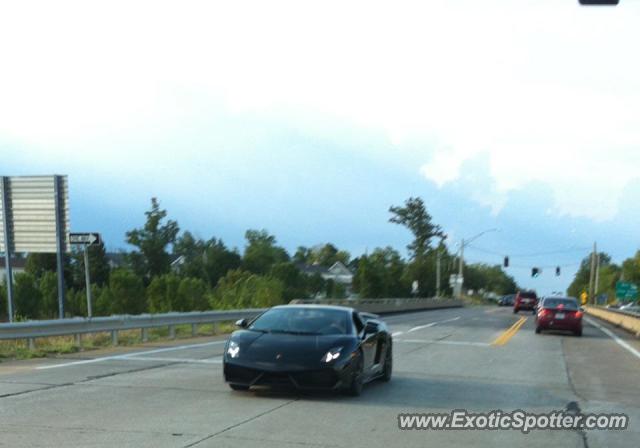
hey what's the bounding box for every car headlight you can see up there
[322,347,343,363]
[227,341,240,359]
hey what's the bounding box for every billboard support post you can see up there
[54,175,66,319]
[0,177,15,322]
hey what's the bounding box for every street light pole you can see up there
[456,228,499,299]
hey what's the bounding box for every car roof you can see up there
[272,304,356,313]
[542,297,577,303]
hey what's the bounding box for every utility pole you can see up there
[436,249,441,298]
[83,245,93,318]
[593,252,600,301]
[456,239,464,299]
[588,241,597,304]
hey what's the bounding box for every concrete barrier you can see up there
[584,305,640,337]
[289,298,464,314]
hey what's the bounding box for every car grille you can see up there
[291,370,339,389]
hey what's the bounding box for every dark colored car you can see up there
[223,305,393,395]
[535,297,583,336]
[498,294,515,306]
[513,291,538,313]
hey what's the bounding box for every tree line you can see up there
[0,197,519,320]
[568,251,640,302]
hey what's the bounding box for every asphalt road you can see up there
[1,306,639,448]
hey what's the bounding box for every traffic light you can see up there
[503,256,509,268]
[556,266,561,276]
[531,267,540,278]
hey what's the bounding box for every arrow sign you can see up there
[69,232,101,246]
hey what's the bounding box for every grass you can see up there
[0,321,236,362]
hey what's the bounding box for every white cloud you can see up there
[1,0,639,221]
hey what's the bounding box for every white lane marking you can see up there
[397,339,490,347]
[122,356,223,364]
[37,340,227,370]
[392,331,404,337]
[584,316,640,361]
[408,316,460,333]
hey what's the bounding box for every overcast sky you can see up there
[1,0,639,295]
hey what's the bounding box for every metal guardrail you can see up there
[0,309,265,347]
[0,298,463,348]
[290,297,464,314]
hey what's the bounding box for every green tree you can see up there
[146,273,181,313]
[354,247,409,298]
[172,233,242,287]
[69,243,111,289]
[242,229,289,275]
[389,197,445,260]
[126,198,180,281]
[567,252,613,298]
[105,269,146,315]
[270,262,306,301]
[25,253,57,278]
[0,282,7,321]
[177,277,209,311]
[39,271,59,318]
[209,269,284,309]
[353,255,385,298]
[621,251,640,285]
[202,239,242,287]
[14,273,42,319]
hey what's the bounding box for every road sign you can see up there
[615,281,638,302]
[69,232,101,246]
[0,176,69,253]
[580,291,588,305]
[1,175,69,321]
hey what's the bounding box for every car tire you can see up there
[346,351,364,396]
[229,384,249,391]
[513,308,518,314]
[535,326,541,334]
[381,343,392,382]
[574,329,582,337]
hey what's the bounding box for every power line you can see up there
[463,258,582,270]
[466,244,591,258]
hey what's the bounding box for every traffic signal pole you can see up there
[588,242,597,304]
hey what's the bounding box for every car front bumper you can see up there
[223,359,355,391]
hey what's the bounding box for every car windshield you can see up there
[543,299,578,310]
[520,292,536,299]
[249,308,350,335]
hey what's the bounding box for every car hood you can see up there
[230,330,356,364]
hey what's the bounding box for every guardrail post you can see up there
[191,323,197,337]
[212,322,219,335]
[111,330,118,346]
[169,325,176,339]
[75,333,83,351]
[28,338,35,351]
[141,328,148,343]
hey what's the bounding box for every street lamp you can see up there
[456,228,499,299]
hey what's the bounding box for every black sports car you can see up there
[223,305,393,395]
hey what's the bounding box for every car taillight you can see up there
[539,309,551,317]
[575,311,583,319]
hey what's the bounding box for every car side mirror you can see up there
[235,318,248,328]
[579,307,585,313]
[364,321,379,335]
